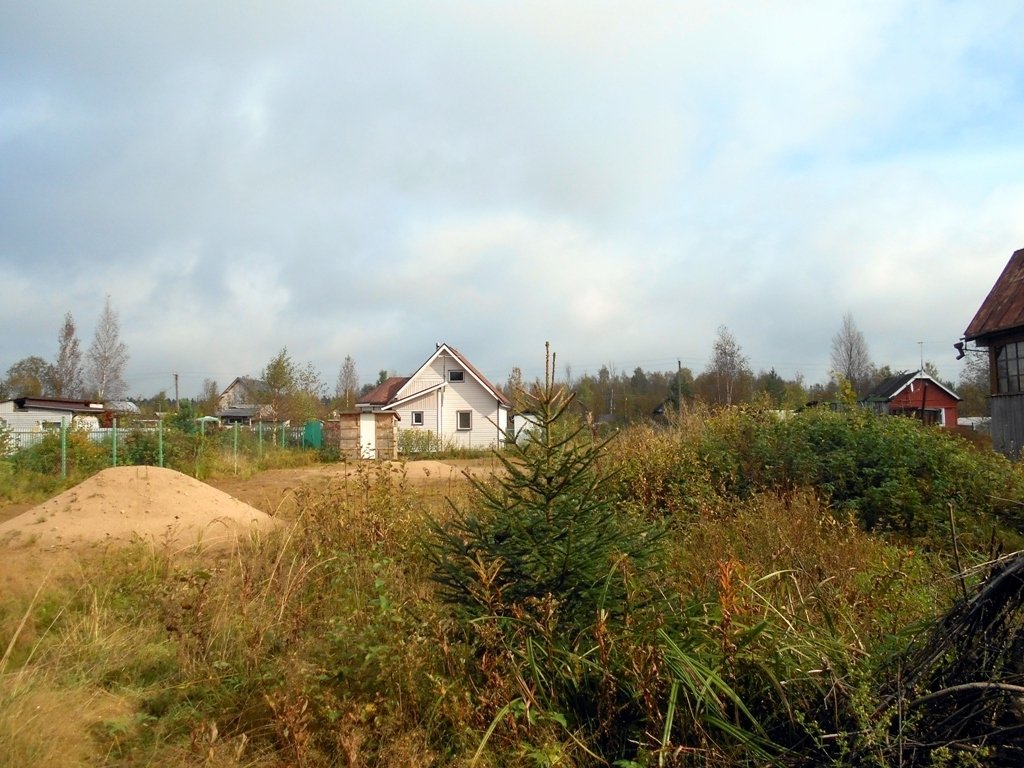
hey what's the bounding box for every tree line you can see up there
[3,309,991,423]
[512,317,988,424]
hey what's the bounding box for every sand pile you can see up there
[0,465,281,551]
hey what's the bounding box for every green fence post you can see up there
[258,422,263,460]
[112,418,118,467]
[60,417,67,479]
[158,417,164,468]
[233,423,239,475]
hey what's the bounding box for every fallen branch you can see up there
[908,682,1024,709]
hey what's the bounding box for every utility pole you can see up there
[174,373,179,409]
[677,360,682,416]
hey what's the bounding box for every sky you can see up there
[3,1,1024,399]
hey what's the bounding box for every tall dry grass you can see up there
[0,403,998,766]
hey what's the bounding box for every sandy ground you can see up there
[206,457,495,515]
[0,465,285,595]
[0,458,495,594]
[0,465,280,551]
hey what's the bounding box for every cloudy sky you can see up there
[3,1,1023,398]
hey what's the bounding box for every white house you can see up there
[0,397,105,450]
[356,343,512,450]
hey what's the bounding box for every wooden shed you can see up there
[861,371,960,428]
[963,247,1024,456]
[331,412,398,460]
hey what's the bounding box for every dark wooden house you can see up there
[861,371,960,428]
[216,377,276,425]
[963,247,1024,456]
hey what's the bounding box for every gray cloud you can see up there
[3,1,1024,396]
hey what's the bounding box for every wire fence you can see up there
[1,420,320,479]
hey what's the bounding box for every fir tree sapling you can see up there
[423,343,663,632]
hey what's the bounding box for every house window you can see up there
[996,341,1024,393]
[448,370,465,383]
[457,411,472,430]
[411,411,424,427]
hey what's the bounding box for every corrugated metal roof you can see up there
[964,248,1024,342]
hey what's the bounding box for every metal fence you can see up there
[1,420,318,478]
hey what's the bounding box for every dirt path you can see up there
[205,457,495,515]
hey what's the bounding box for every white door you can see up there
[359,412,376,459]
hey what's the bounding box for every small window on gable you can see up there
[411,411,424,427]
[448,370,465,383]
[457,410,472,430]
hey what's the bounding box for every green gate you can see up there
[303,419,324,449]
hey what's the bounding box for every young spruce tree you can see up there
[423,343,662,633]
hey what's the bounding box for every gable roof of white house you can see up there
[356,343,511,410]
[394,343,511,409]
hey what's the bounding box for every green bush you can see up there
[617,404,1024,544]
[0,421,12,457]
[11,428,107,477]
[398,428,443,455]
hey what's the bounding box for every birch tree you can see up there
[830,313,872,394]
[85,296,129,400]
[707,325,750,406]
[52,312,83,397]
[335,355,359,410]
[262,347,296,417]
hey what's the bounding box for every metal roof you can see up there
[356,377,410,407]
[11,397,105,413]
[441,343,513,408]
[355,343,512,410]
[964,247,1024,342]
[862,371,961,403]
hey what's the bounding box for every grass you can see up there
[0,404,1015,766]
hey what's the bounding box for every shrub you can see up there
[398,428,443,456]
[617,404,1024,546]
[11,427,107,477]
[0,421,12,457]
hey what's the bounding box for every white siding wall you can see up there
[0,407,99,431]
[402,352,451,393]
[0,408,102,451]
[394,350,508,448]
[393,390,440,434]
[1,411,67,431]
